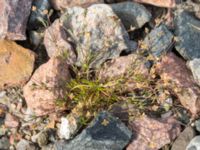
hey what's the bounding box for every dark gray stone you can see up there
[174,11,200,60]
[55,111,132,150]
[186,136,200,150]
[111,2,152,30]
[171,127,196,150]
[144,24,174,57]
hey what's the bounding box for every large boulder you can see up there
[155,53,200,115]
[23,57,71,116]
[0,40,35,90]
[0,0,33,40]
[44,4,135,68]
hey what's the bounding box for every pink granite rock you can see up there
[50,0,104,11]
[127,115,181,150]
[44,19,76,64]
[23,57,71,116]
[0,0,33,40]
[155,52,200,115]
[5,113,19,128]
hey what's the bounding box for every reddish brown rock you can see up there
[155,53,200,115]
[50,0,104,10]
[23,57,71,116]
[0,0,33,40]
[98,54,149,80]
[127,115,181,150]
[5,113,19,128]
[44,19,76,64]
[0,40,35,90]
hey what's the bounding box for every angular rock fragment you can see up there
[4,113,19,128]
[0,40,35,90]
[186,136,200,150]
[23,57,71,116]
[171,127,196,150]
[0,0,33,40]
[127,115,181,150]
[111,2,152,30]
[44,19,76,64]
[174,11,200,60]
[55,112,132,150]
[187,58,200,86]
[155,53,200,115]
[50,0,104,11]
[133,0,176,8]
[98,54,149,81]
[28,0,52,30]
[144,24,174,57]
[45,4,133,68]
[16,139,37,150]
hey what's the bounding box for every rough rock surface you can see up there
[0,136,10,150]
[47,4,133,68]
[23,57,71,116]
[55,112,132,150]
[0,40,35,90]
[171,126,196,150]
[127,115,181,150]
[111,2,151,30]
[16,139,37,150]
[0,0,33,40]
[44,19,76,64]
[144,24,174,57]
[174,11,200,60]
[155,53,200,115]
[187,58,200,86]
[99,54,149,80]
[4,113,19,128]
[50,0,104,10]
[186,136,200,150]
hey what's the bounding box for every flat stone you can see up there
[127,115,181,150]
[187,58,200,86]
[155,52,200,115]
[0,40,35,90]
[144,24,174,57]
[56,4,132,68]
[55,111,132,150]
[0,0,33,40]
[186,136,200,150]
[133,0,177,8]
[171,127,196,150]
[23,57,71,116]
[174,11,200,60]
[111,2,151,30]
